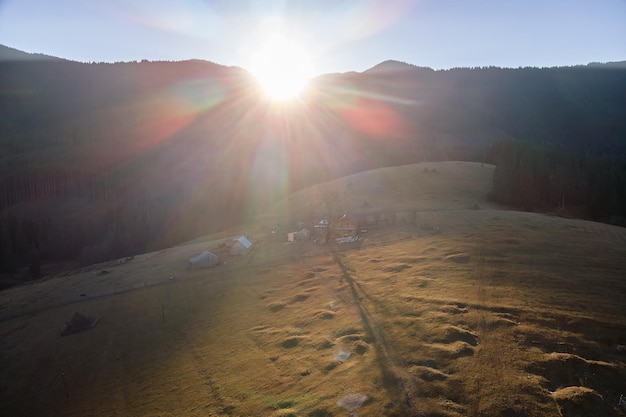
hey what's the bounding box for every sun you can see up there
[250,35,314,100]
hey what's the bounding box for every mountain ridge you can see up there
[363,59,433,73]
[0,44,65,61]
[1,44,625,274]
[4,43,625,72]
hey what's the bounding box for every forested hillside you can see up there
[1,44,625,277]
[488,140,626,224]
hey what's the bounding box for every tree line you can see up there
[0,169,113,209]
[488,139,626,225]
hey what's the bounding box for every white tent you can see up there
[189,251,219,268]
[230,236,252,256]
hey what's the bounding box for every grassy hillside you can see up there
[270,161,499,221]
[1,162,625,417]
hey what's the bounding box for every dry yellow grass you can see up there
[1,161,626,417]
[269,161,500,224]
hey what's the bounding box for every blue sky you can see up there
[1,0,625,74]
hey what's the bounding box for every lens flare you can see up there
[250,35,315,100]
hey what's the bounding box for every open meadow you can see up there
[1,162,626,417]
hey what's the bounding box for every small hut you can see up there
[335,214,358,237]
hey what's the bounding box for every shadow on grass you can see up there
[331,250,409,415]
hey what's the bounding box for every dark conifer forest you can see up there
[487,140,626,223]
[1,44,625,279]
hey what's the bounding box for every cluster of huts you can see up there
[313,214,359,240]
[303,206,395,243]
[187,201,414,269]
[299,206,419,242]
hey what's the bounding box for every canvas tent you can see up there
[189,250,219,268]
[230,236,252,256]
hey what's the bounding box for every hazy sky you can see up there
[1,0,625,74]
